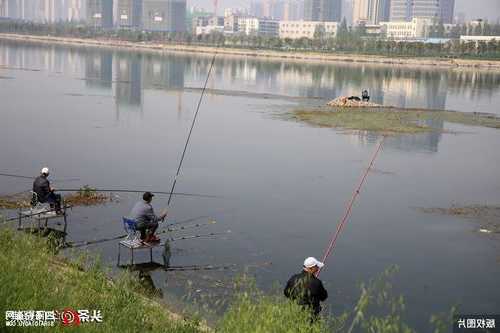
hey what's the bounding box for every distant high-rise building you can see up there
[117,0,142,28]
[65,0,84,21]
[87,0,113,28]
[249,0,263,17]
[304,0,341,21]
[0,0,7,17]
[261,0,284,19]
[353,0,389,24]
[283,0,301,20]
[390,0,454,23]
[141,0,186,32]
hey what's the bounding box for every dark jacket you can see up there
[33,175,51,203]
[284,270,328,315]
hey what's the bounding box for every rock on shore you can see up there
[327,96,383,108]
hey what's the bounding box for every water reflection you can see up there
[351,118,444,153]
[1,39,500,142]
[2,41,500,112]
[85,51,113,89]
[115,53,143,113]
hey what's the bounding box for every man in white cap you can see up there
[33,167,62,214]
[284,257,328,318]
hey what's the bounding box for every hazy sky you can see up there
[189,0,500,22]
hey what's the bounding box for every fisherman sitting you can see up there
[284,257,328,320]
[129,192,167,243]
[33,167,62,214]
[362,89,370,102]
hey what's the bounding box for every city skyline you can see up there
[1,0,498,23]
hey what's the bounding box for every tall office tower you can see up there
[0,0,6,17]
[65,0,84,21]
[249,0,263,17]
[353,0,390,24]
[7,0,19,18]
[389,0,408,21]
[87,0,113,28]
[304,0,341,21]
[390,0,454,23]
[117,0,142,28]
[283,0,300,20]
[261,0,284,19]
[143,0,185,31]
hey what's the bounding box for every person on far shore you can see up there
[129,192,167,243]
[284,257,328,320]
[362,89,370,102]
[33,167,62,214]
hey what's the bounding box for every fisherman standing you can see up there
[284,257,328,319]
[129,192,167,243]
[33,167,62,214]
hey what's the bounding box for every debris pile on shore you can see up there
[327,96,383,108]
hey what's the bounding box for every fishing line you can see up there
[317,136,386,276]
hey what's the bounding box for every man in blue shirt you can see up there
[129,192,167,243]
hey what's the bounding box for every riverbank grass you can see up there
[290,107,500,134]
[0,228,202,333]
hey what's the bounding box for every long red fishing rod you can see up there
[316,135,386,276]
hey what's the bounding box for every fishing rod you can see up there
[0,173,80,182]
[67,229,230,249]
[65,218,217,248]
[166,46,219,208]
[56,188,222,199]
[317,136,386,277]
[166,263,236,272]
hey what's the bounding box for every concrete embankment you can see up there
[1,33,500,71]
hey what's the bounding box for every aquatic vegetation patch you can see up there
[0,186,112,209]
[288,107,500,134]
[65,185,112,206]
[418,204,500,234]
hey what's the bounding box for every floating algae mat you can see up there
[288,106,500,134]
[0,186,112,209]
[418,204,500,234]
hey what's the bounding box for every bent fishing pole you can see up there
[316,135,386,277]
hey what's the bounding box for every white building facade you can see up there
[381,17,433,39]
[279,20,338,39]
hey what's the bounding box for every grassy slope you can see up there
[0,228,455,333]
[0,228,202,333]
[290,107,500,134]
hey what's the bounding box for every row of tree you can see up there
[1,20,499,60]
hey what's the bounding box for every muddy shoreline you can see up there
[2,33,500,71]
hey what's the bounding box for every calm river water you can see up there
[1,40,500,331]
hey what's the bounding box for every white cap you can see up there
[303,257,324,268]
[41,167,49,175]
